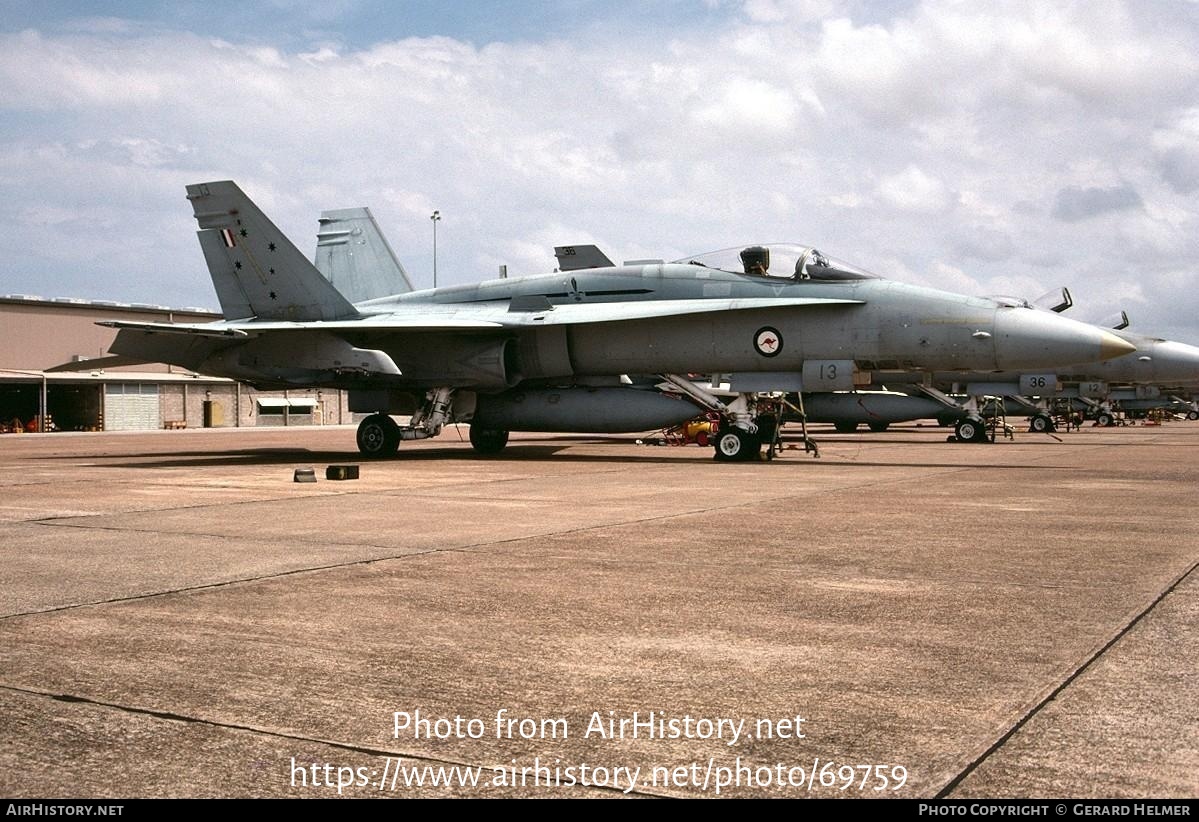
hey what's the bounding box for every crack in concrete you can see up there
[0,684,667,798]
[933,557,1199,798]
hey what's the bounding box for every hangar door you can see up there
[104,383,160,431]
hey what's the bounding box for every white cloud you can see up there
[0,2,1197,343]
[691,78,802,135]
[876,165,951,213]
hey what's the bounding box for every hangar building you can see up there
[0,295,351,433]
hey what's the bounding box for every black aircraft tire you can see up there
[1096,412,1114,427]
[1188,411,1199,421]
[469,426,509,455]
[714,429,758,462]
[357,414,401,457]
[955,418,987,443]
[867,422,889,433]
[1029,414,1055,434]
[833,421,859,434]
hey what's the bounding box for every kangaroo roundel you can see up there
[754,326,783,358]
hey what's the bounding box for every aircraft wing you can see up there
[95,297,861,337]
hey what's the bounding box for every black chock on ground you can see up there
[293,467,317,483]
[326,465,360,481]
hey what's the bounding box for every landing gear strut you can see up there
[356,387,457,457]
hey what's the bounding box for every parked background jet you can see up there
[754,317,1199,441]
[95,181,1135,461]
[871,319,1199,439]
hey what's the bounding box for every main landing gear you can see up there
[656,374,785,462]
[356,413,401,457]
[357,387,512,457]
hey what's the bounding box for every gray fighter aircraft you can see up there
[923,324,1199,435]
[769,324,1199,440]
[94,180,1136,461]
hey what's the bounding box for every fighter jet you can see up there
[919,323,1199,436]
[766,321,1199,440]
[95,181,1135,461]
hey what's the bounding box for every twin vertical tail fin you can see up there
[186,181,358,321]
[315,207,414,303]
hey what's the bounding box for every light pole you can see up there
[430,210,441,288]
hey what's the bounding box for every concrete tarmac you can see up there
[0,421,1195,798]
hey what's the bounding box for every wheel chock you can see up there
[325,465,360,481]
[293,467,317,483]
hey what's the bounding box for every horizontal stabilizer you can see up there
[45,354,153,373]
[98,316,503,337]
[97,320,248,338]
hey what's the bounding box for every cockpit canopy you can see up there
[674,243,879,281]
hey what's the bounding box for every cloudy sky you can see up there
[2,0,1197,341]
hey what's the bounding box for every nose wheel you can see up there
[1029,413,1056,434]
[714,428,759,461]
[954,416,990,443]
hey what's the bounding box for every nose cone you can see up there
[1099,332,1138,361]
[1144,339,1199,385]
[993,309,1137,370]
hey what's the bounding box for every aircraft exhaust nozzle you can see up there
[992,309,1137,371]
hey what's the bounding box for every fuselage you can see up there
[111,253,1135,395]
[341,262,1130,386]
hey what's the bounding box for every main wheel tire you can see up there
[867,421,889,433]
[1096,412,1114,427]
[833,421,859,434]
[469,426,509,454]
[1029,414,1055,434]
[1188,410,1199,421]
[713,428,758,462]
[955,417,987,443]
[357,413,400,457]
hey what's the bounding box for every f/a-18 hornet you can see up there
[94,181,1134,461]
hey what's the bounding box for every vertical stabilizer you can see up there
[315,207,414,302]
[186,181,358,321]
[554,244,616,271]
